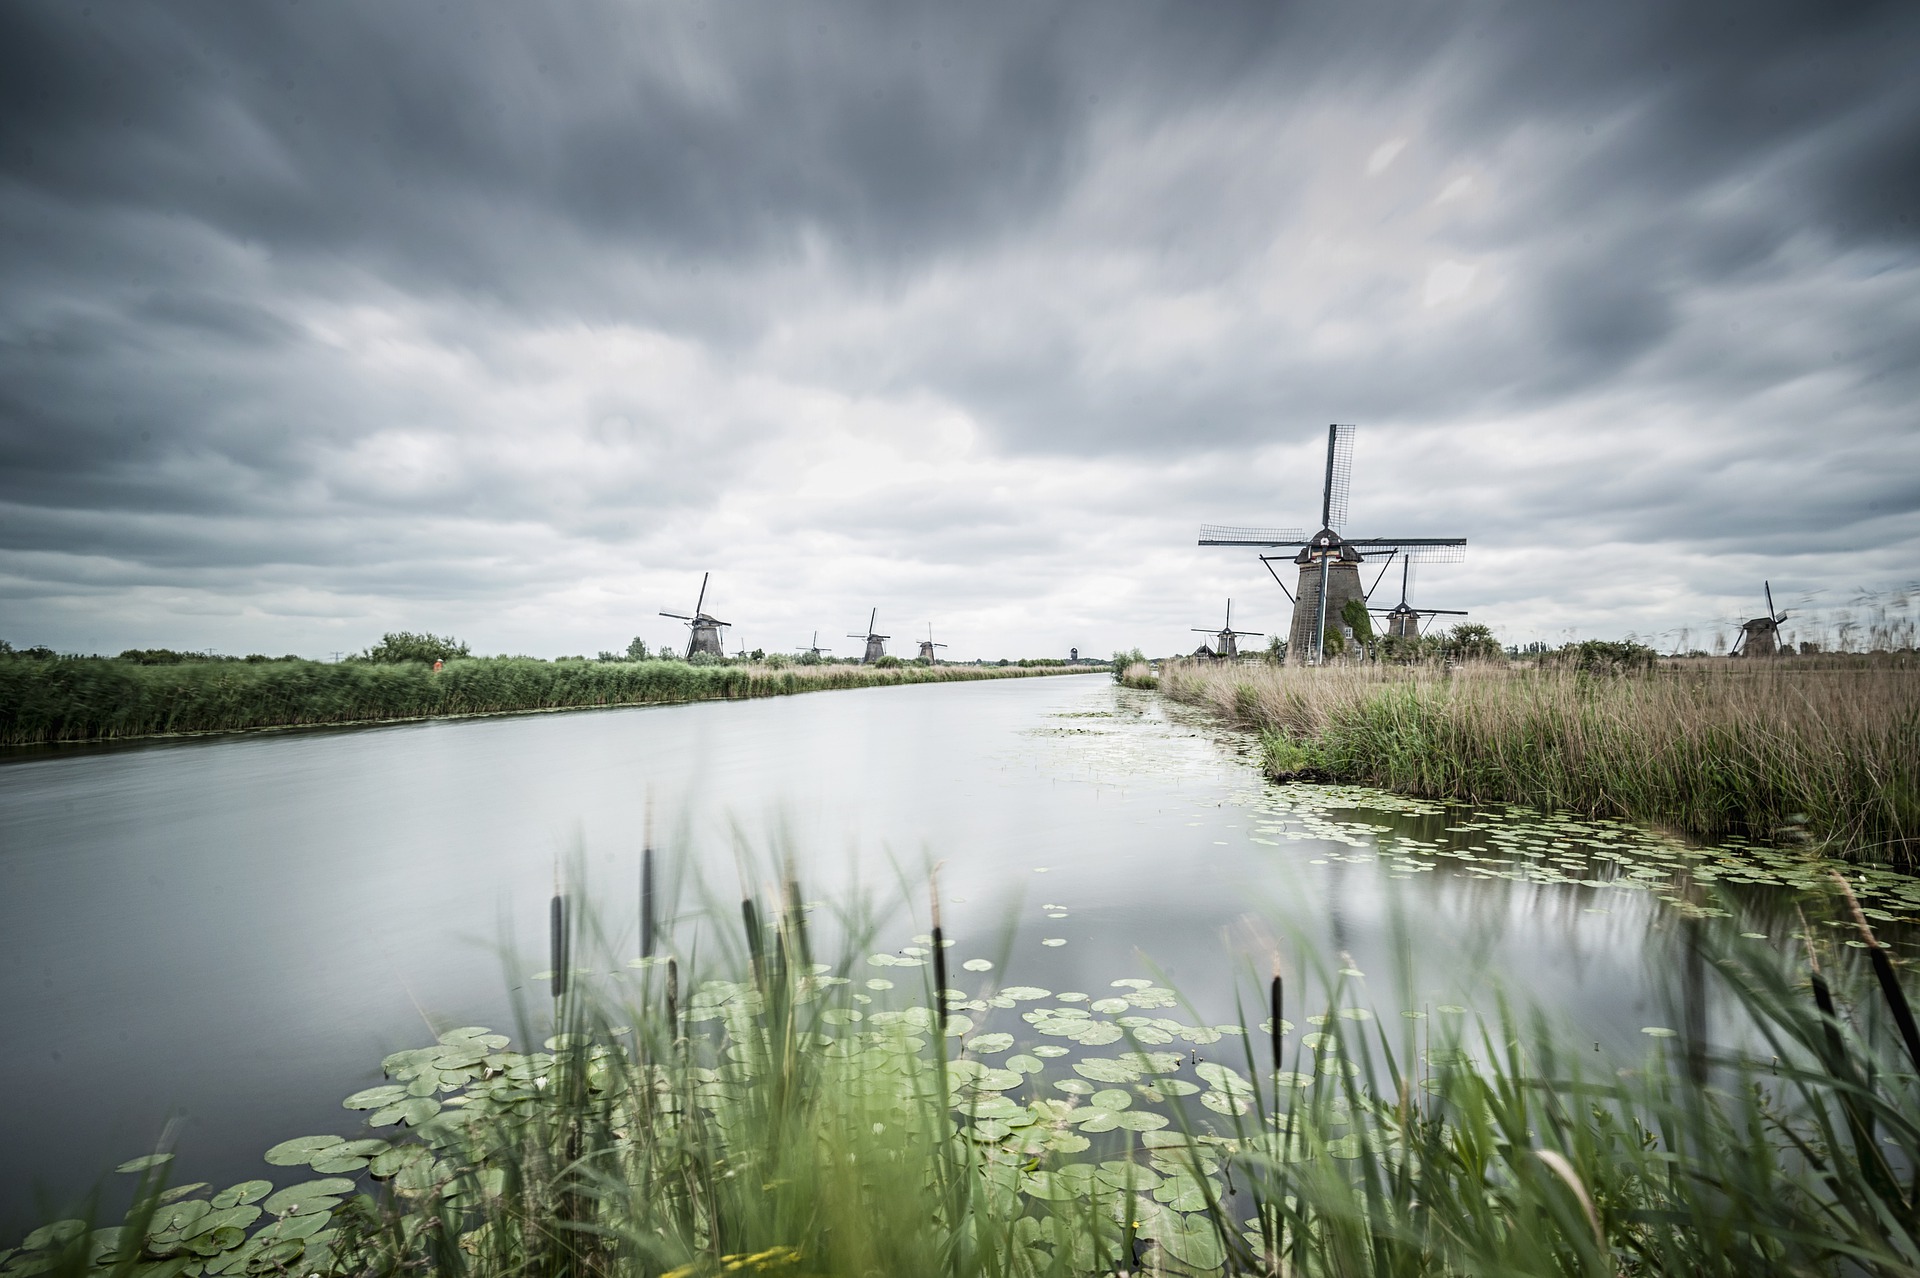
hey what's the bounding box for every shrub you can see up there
[358,632,471,664]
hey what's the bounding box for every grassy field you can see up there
[9,870,1916,1278]
[0,656,1101,747]
[1155,655,1920,869]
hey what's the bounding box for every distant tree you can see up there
[625,636,650,661]
[750,648,765,661]
[1264,635,1287,664]
[874,654,904,668]
[1444,623,1504,662]
[359,632,471,664]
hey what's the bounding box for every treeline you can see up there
[0,653,1089,746]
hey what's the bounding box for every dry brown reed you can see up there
[1159,655,1920,867]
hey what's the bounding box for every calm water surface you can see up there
[2,673,1909,1230]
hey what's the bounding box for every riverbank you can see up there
[0,657,1104,746]
[1154,655,1920,869]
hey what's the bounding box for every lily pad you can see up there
[966,1033,1015,1055]
[262,1179,355,1217]
[263,1136,344,1167]
[211,1182,272,1210]
[115,1153,174,1174]
[999,986,1052,1001]
[343,1085,408,1111]
[1074,1057,1143,1083]
[1640,1026,1677,1038]
[1032,1045,1070,1058]
[1088,1088,1133,1111]
[1006,1054,1044,1075]
[962,959,994,972]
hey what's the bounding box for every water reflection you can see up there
[0,675,1911,1231]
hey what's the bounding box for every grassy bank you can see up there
[0,657,1101,746]
[9,869,1917,1278]
[1157,656,1920,869]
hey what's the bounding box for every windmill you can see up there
[1731,582,1788,657]
[847,609,890,664]
[1190,599,1262,659]
[1200,425,1466,664]
[795,631,833,659]
[659,572,731,659]
[917,624,948,663]
[1371,558,1468,639]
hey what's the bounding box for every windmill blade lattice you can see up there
[1322,424,1355,531]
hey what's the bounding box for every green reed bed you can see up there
[1159,658,1920,869]
[8,864,1918,1278]
[0,657,1093,746]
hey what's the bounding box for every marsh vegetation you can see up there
[1159,656,1920,870]
[0,652,1096,747]
[7,863,1916,1278]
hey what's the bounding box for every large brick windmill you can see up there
[659,572,731,659]
[1199,425,1466,664]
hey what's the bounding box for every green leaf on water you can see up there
[1641,1026,1678,1038]
[1088,1088,1133,1111]
[262,1179,354,1217]
[1111,978,1151,989]
[116,1154,174,1174]
[961,959,993,972]
[1053,1079,1095,1095]
[999,986,1052,1001]
[263,1136,344,1167]
[1073,1057,1143,1083]
[1031,1045,1070,1058]
[1005,1054,1044,1075]
[965,1032,1014,1055]
[210,1182,272,1209]
[343,1085,407,1111]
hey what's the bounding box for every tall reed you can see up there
[8,869,1918,1278]
[0,657,1094,747]
[1160,657,1920,868]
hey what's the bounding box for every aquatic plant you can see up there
[1161,656,1920,868]
[7,861,1916,1278]
[0,657,1096,747]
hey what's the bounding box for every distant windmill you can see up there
[1200,425,1465,664]
[847,609,890,663]
[659,572,731,659]
[1371,559,1468,639]
[795,631,833,659]
[917,624,948,663]
[1731,582,1788,657]
[1190,599,1262,659]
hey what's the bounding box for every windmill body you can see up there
[1376,558,1468,639]
[1733,582,1788,658]
[1201,425,1465,664]
[1190,599,1261,659]
[847,608,890,664]
[795,631,833,659]
[916,624,948,663]
[659,572,732,659]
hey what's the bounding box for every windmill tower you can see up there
[1190,599,1262,659]
[659,572,731,659]
[1731,582,1788,657]
[795,631,832,659]
[917,624,948,663]
[1201,425,1466,664]
[847,609,890,663]
[1373,559,1468,639]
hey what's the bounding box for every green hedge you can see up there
[0,657,1086,745]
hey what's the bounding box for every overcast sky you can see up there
[2,0,1916,660]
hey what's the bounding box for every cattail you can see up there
[930,869,950,1035]
[641,845,656,960]
[550,888,568,1001]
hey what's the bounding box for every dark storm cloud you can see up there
[0,0,1916,655]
